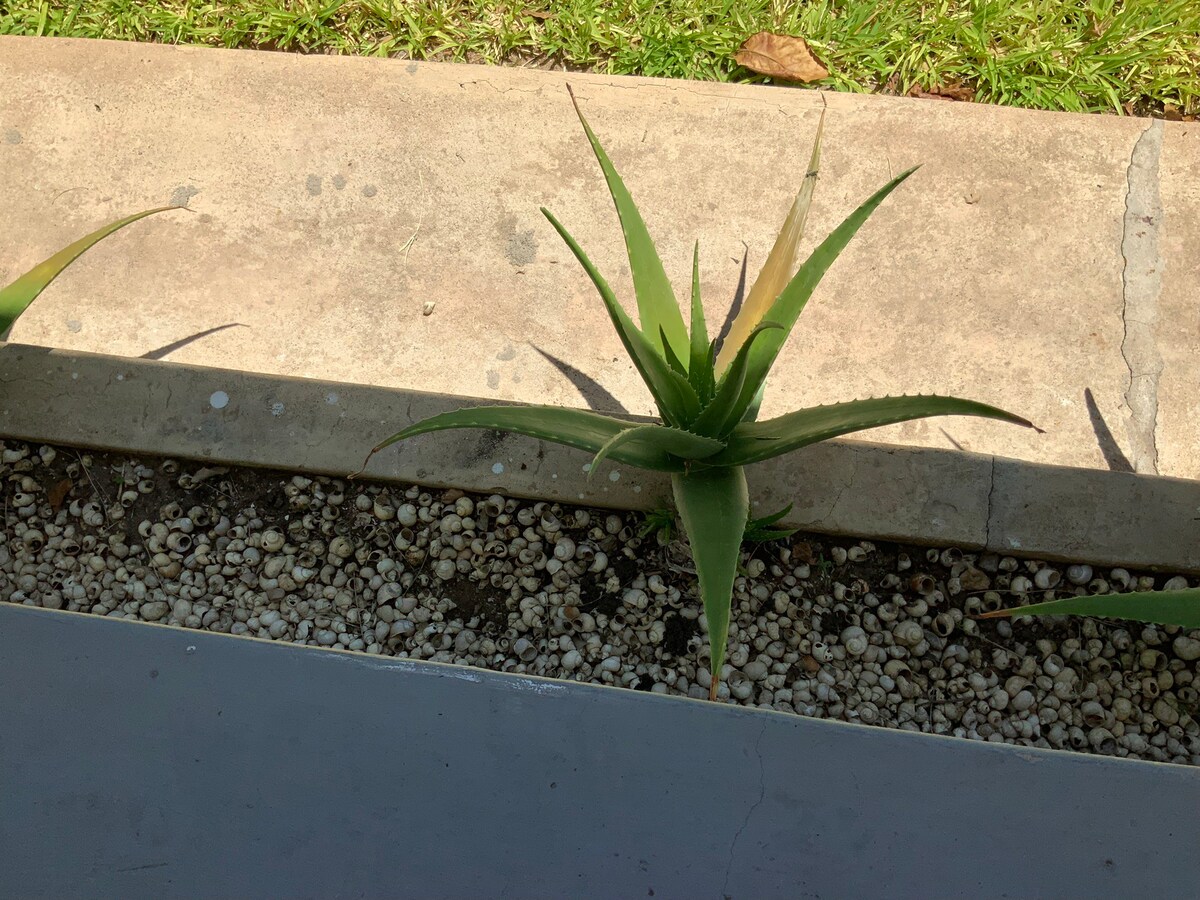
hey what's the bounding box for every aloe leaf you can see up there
[588,423,724,478]
[699,339,718,406]
[367,405,688,473]
[715,112,823,374]
[672,465,749,701]
[977,589,1200,629]
[543,208,700,425]
[0,207,175,333]
[726,167,920,423]
[709,394,1035,467]
[747,502,793,529]
[689,323,783,437]
[687,241,710,397]
[659,326,688,377]
[743,503,798,542]
[567,87,690,363]
[743,526,798,543]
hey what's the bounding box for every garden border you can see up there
[4,340,1199,572]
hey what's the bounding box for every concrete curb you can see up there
[4,341,1199,571]
[3,37,1197,480]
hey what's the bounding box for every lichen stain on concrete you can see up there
[361,184,378,198]
[496,345,516,360]
[3,129,21,144]
[505,228,538,266]
[486,369,500,389]
[306,174,323,196]
[406,62,418,75]
[332,174,347,191]
[66,320,82,333]
[170,185,199,207]
[471,429,510,463]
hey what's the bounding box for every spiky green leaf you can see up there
[659,326,688,377]
[747,502,794,529]
[743,526,798,543]
[672,465,749,701]
[743,503,798,542]
[689,323,784,437]
[688,241,711,399]
[0,207,176,333]
[978,589,1200,628]
[587,423,724,478]
[568,88,690,362]
[543,208,700,425]
[368,405,690,472]
[725,167,920,422]
[708,394,1035,467]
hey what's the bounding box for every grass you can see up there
[2,0,1198,115]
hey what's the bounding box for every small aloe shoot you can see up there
[978,588,1200,628]
[1,208,177,334]
[367,88,1037,700]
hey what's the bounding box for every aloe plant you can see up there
[368,89,1036,700]
[1,208,175,334]
[979,588,1200,628]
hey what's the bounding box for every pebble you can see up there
[1174,636,1200,662]
[1010,690,1035,712]
[139,601,169,622]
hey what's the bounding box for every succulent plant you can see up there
[369,88,1036,700]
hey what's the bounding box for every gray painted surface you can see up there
[2,605,1198,899]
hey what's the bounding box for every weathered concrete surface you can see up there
[0,342,996,551]
[1156,121,1200,478]
[5,604,1199,899]
[0,37,1195,477]
[7,342,1200,572]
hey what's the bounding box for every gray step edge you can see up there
[3,341,1198,572]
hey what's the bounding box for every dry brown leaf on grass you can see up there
[907,82,976,102]
[735,32,829,83]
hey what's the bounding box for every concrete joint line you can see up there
[1120,119,1164,475]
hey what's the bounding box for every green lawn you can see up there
[3,0,1197,115]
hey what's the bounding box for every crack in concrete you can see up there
[818,446,859,525]
[456,79,544,96]
[721,720,768,900]
[983,455,997,549]
[1119,120,1164,475]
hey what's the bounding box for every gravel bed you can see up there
[3,439,1199,766]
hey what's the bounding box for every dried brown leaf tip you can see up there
[735,32,829,83]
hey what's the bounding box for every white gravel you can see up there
[3,440,1199,766]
